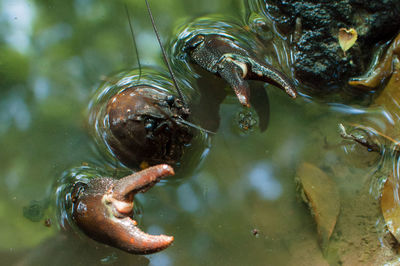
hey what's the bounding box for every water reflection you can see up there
[177,183,200,212]
[0,91,31,133]
[32,77,49,101]
[148,253,172,266]
[3,0,400,265]
[247,162,282,200]
[36,23,73,50]
[1,0,34,53]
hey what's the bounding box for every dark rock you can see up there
[261,0,400,93]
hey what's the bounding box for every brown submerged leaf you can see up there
[349,32,400,89]
[343,58,400,149]
[338,28,357,55]
[373,61,400,140]
[297,163,340,246]
[381,175,400,242]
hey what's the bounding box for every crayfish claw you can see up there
[183,33,297,106]
[71,164,175,254]
[229,53,298,100]
[112,164,174,200]
[218,59,251,107]
[103,217,174,254]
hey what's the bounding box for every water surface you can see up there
[1,0,398,265]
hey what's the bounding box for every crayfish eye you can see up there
[185,34,205,50]
[165,95,175,106]
[71,182,87,204]
[144,118,156,130]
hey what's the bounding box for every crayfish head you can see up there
[106,85,193,169]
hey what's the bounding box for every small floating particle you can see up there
[140,161,150,169]
[252,228,259,237]
[44,218,52,227]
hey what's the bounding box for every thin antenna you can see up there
[144,0,188,109]
[140,95,215,135]
[124,4,142,81]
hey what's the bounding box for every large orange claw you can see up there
[71,164,175,254]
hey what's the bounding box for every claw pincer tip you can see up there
[71,164,175,254]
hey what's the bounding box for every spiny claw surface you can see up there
[71,164,175,254]
[184,34,297,106]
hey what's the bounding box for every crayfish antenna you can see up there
[138,94,215,135]
[124,4,142,81]
[145,0,188,109]
[176,118,216,135]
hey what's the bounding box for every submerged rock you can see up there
[259,0,400,93]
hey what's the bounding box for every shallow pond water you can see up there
[1,0,400,265]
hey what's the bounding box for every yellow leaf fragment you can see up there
[381,175,400,242]
[296,163,340,245]
[338,28,358,54]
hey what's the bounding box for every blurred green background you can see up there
[0,0,391,265]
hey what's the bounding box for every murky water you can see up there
[1,0,400,265]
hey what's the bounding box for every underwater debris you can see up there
[296,162,340,246]
[381,175,400,243]
[349,33,400,89]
